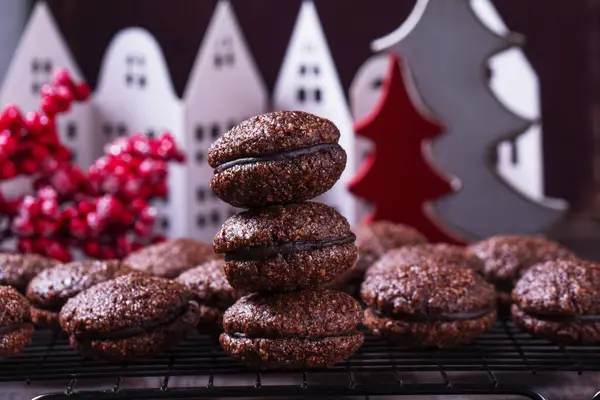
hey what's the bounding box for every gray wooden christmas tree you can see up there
[372,0,566,239]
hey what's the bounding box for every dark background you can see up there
[1,0,597,254]
[41,0,595,211]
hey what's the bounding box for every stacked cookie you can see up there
[208,111,363,369]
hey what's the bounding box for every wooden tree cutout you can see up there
[372,0,566,239]
[349,55,462,244]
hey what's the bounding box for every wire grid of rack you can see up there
[1,319,599,399]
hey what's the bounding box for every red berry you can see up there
[98,246,116,260]
[77,200,94,215]
[137,159,153,177]
[156,133,177,158]
[116,235,132,255]
[55,85,74,104]
[31,237,51,253]
[30,144,50,160]
[131,242,143,252]
[119,153,134,165]
[149,139,161,158]
[4,199,21,214]
[137,185,152,200]
[106,137,131,157]
[83,241,101,257]
[0,104,24,131]
[0,130,18,155]
[46,241,71,262]
[67,167,85,192]
[53,146,71,162]
[151,235,166,244]
[1,160,17,179]
[36,219,60,237]
[75,83,91,101]
[12,215,34,236]
[37,115,58,144]
[53,68,72,86]
[86,211,106,234]
[152,161,167,180]
[17,238,34,253]
[92,155,111,171]
[131,198,147,213]
[41,157,59,174]
[134,220,153,237]
[100,176,119,194]
[19,159,38,175]
[112,163,128,180]
[69,218,87,238]
[63,206,78,220]
[24,112,43,135]
[20,196,40,216]
[154,182,168,198]
[38,114,53,130]
[123,177,141,198]
[88,164,100,180]
[131,135,150,156]
[37,186,58,201]
[139,206,157,224]
[96,195,125,222]
[50,168,76,196]
[40,95,59,117]
[40,199,60,219]
[40,83,56,98]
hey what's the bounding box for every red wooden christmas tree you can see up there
[349,54,462,243]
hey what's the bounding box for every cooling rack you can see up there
[1,320,598,399]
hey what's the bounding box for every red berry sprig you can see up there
[0,68,90,247]
[13,132,184,261]
[0,68,185,261]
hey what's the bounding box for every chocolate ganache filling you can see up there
[225,233,356,262]
[522,309,600,323]
[227,330,357,340]
[76,301,197,341]
[214,143,341,173]
[372,307,494,322]
[0,322,30,335]
[196,298,235,310]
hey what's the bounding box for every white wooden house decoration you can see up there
[93,28,186,238]
[183,0,268,242]
[0,2,94,170]
[273,1,358,224]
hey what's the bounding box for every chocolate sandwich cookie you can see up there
[208,111,346,208]
[124,238,220,278]
[59,274,200,361]
[220,289,363,369]
[468,235,576,309]
[353,221,427,280]
[0,253,58,292]
[214,202,357,292]
[26,260,132,329]
[176,260,237,333]
[366,243,483,278]
[0,286,34,359]
[512,260,600,344]
[361,262,497,347]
